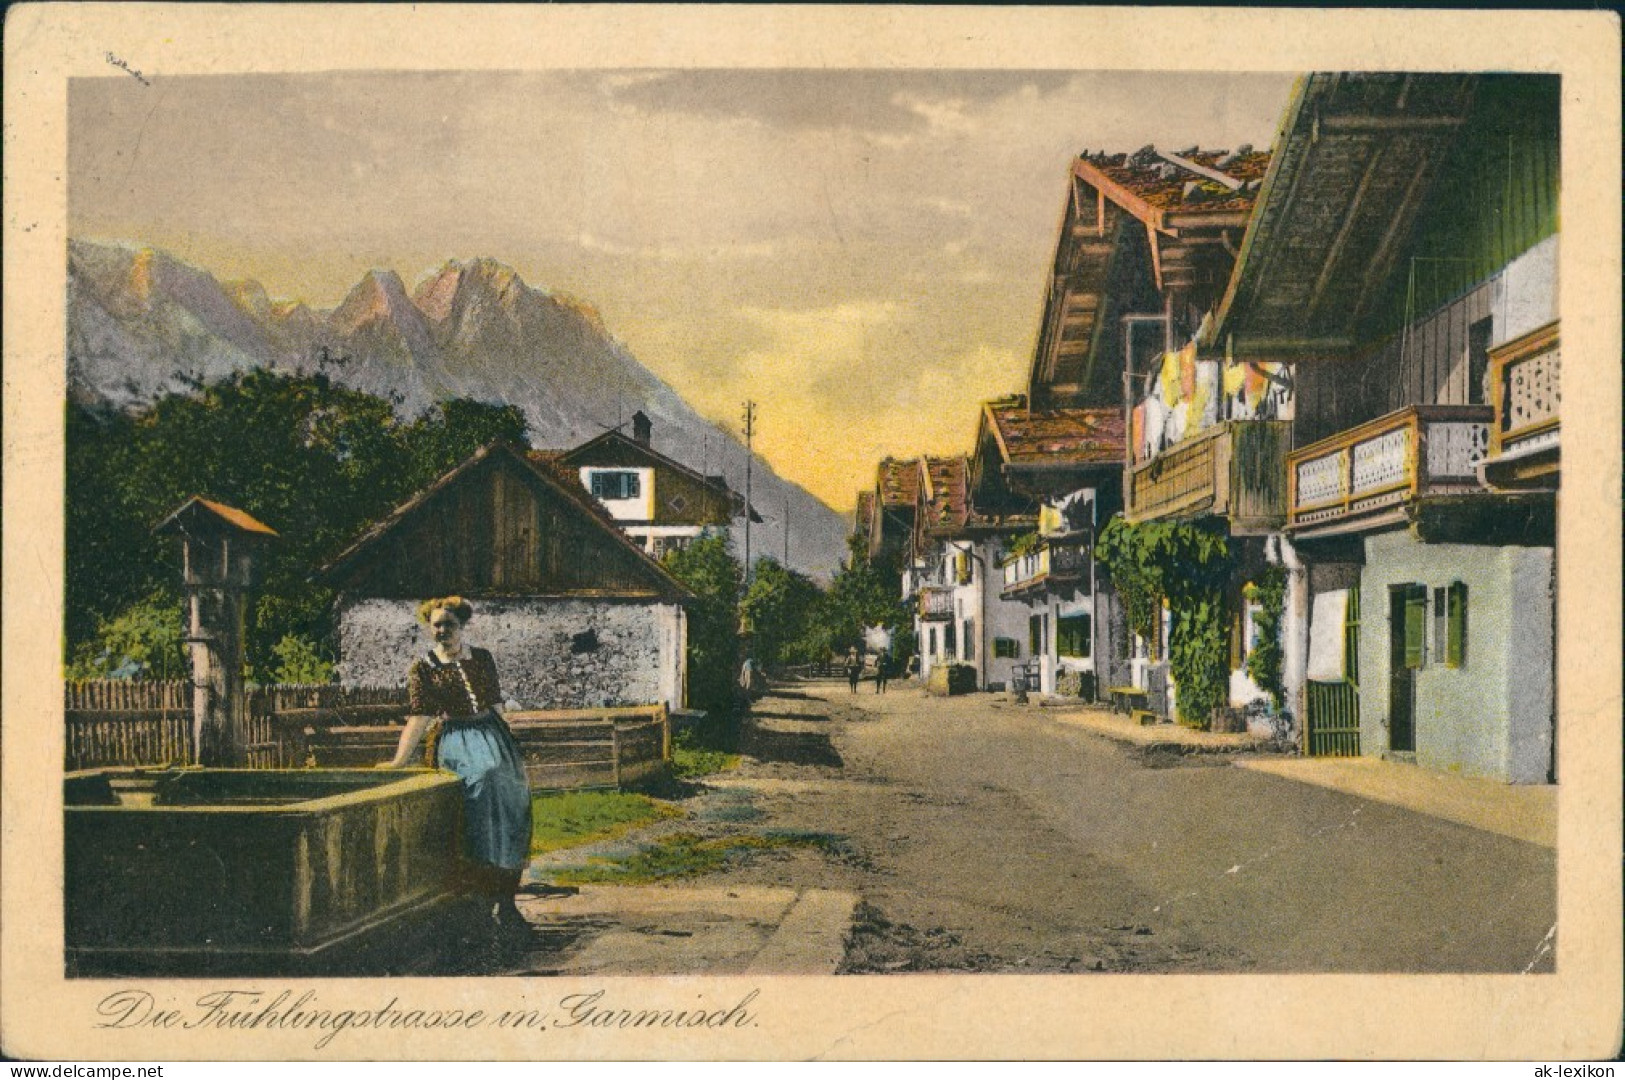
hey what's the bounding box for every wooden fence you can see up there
[66,681,670,791]
[65,681,192,771]
[301,705,670,792]
[65,681,408,771]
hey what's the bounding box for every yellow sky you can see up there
[69,70,1295,511]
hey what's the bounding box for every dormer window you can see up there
[590,471,641,500]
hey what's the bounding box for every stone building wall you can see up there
[336,596,686,712]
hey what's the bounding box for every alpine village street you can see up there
[453,678,1554,978]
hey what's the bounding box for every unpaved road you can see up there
[670,680,1556,974]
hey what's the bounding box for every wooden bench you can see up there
[1106,685,1149,715]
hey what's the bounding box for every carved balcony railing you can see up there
[917,586,954,622]
[1126,420,1288,535]
[1000,543,1088,602]
[1481,321,1559,490]
[1286,405,1492,534]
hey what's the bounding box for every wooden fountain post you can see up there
[155,497,278,767]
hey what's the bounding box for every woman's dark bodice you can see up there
[407,647,503,718]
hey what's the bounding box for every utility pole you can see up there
[741,400,756,586]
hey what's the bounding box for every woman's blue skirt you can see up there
[434,711,532,871]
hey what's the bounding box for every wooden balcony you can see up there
[1481,321,1559,490]
[917,586,954,622]
[1126,420,1288,535]
[1286,405,1492,536]
[1000,543,1088,602]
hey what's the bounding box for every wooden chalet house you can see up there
[542,411,759,561]
[907,455,1033,692]
[852,490,877,557]
[867,457,920,567]
[1016,137,1275,716]
[1205,73,1559,782]
[320,441,695,713]
[969,397,1127,699]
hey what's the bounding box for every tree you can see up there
[740,557,822,669]
[797,533,909,661]
[65,367,534,678]
[402,399,530,490]
[661,535,743,716]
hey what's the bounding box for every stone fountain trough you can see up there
[65,768,464,971]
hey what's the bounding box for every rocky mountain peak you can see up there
[225,278,273,321]
[329,268,419,334]
[66,239,851,577]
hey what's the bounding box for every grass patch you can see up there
[529,790,682,855]
[553,829,847,885]
[670,737,742,780]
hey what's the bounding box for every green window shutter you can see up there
[1446,582,1468,668]
[1404,586,1427,669]
[1344,587,1361,690]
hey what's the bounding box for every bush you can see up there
[1244,567,1287,711]
[662,536,743,717]
[65,590,187,681]
[1096,516,1235,729]
[268,634,336,684]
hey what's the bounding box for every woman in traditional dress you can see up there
[381,596,533,932]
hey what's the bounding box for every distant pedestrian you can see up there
[844,647,862,693]
[874,651,890,694]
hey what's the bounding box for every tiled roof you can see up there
[876,457,920,508]
[921,456,971,533]
[986,399,1125,466]
[854,490,876,529]
[526,448,593,492]
[1080,145,1272,215]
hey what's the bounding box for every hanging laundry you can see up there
[1193,360,1220,429]
[1222,359,1247,398]
[1242,362,1271,408]
[1163,395,1186,447]
[1159,349,1183,406]
[1143,395,1168,459]
[1306,590,1349,682]
[1178,342,1198,400]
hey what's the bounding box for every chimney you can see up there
[631,410,652,447]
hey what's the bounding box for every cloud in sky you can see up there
[68,68,1295,509]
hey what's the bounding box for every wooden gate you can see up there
[1306,681,1360,756]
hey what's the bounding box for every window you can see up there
[589,471,640,500]
[1057,613,1091,659]
[651,535,689,560]
[1029,614,1043,657]
[944,621,957,659]
[928,627,938,657]
[994,637,1020,659]
[963,618,976,661]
